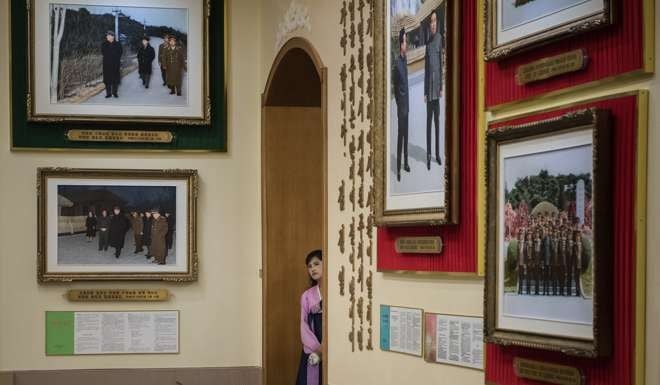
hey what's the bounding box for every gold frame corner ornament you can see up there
[25,0,212,125]
[373,0,460,226]
[484,108,614,358]
[36,168,199,282]
[484,0,615,61]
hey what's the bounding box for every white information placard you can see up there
[46,310,179,355]
[424,312,483,370]
[380,305,423,357]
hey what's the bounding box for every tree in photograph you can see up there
[51,5,67,101]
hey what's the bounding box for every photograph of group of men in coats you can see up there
[81,206,175,265]
[101,31,187,99]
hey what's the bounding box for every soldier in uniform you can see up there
[142,210,153,259]
[423,10,443,169]
[541,227,553,295]
[158,33,170,86]
[558,230,568,295]
[129,210,144,254]
[137,36,155,88]
[571,231,583,296]
[393,28,410,182]
[517,230,526,295]
[524,232,534,295]
[551,229,561,295]
[532,232,542,295]
[163,35,187,96]
[101,31,122,98]
[149,208,169,265]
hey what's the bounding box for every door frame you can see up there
[261,37,328,385]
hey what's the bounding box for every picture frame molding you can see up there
[484,0,615,61]
[37,167,199,282]
[373,0,461,226]
[484,108,613,357]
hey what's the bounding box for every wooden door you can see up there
[262,106,323,385]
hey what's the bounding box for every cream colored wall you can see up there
[260,1,660,385]
[261,1,484,384]
[0,0,263,371]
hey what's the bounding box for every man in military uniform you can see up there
[163,35,186,96]
[101,31,122,98]
[423,10,443,170]
[393,28,410,182]
[158,33,170,86]
[149,208,169,265]
[129,210,144,254]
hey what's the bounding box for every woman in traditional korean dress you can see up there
[295,249,323,385]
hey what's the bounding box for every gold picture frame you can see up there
[373,0,460,226]
[37,168,198,282]
[26,0,211,125]
[484,108,613,357]
[484,0,615,61]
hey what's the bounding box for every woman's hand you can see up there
[308,352,321,366]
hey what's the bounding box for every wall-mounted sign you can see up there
[66,289,170,302]
[514,358,584,385]
[424,312,483,370]
[395,237,443,254]
[66,130,174,143]
[46,311,179,355]
[516,49,588,85]
[380,305,423,357]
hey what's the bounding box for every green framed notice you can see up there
[10,0,227,151]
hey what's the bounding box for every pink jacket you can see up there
[300,285,322,384]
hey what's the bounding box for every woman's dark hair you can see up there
[305,249,322,265]
[305,249,323,286]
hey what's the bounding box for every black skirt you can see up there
[295,311,322,385]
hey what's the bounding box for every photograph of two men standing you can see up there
[390,0,446,197]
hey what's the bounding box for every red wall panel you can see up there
[485,0,645,108]
[377,0,477,273]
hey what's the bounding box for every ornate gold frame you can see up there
[37,168,199,282]
[373,0,460,225]
[26,0,211,125]
[484,108,613,357]
[484,0,615,61]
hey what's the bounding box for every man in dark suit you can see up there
[393,28,410,182]
[424,10,443,169]
[101,31,123,98]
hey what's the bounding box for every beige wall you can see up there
[0,0,263,371]
[260,1,660,385]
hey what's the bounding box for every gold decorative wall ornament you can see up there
[338,180,346,211]
[338,265,346,296]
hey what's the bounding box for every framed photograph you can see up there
[37,168,198,282]
[484,108,613,357]
[10,0,226,151]
[373,0,460,225]
[485,0,615,60]
[28,0,208,124]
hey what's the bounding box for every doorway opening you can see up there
[261,38,327,385]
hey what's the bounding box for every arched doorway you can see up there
[261,38,327,385]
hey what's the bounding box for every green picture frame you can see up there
[10,0,227,151]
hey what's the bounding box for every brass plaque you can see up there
[66,130,174,143]
[67,289,170,302]
[395,237,443,254]
[514,358,584,385]
[516,49,587,85]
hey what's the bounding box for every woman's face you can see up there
[307,257,323,282]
